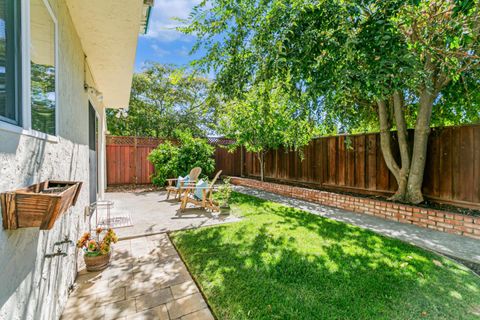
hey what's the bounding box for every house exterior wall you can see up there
[0,1,102,319]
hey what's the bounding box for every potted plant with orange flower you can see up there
[77,227,118,271]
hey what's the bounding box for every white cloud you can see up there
[175,45,190,57]
[151,43,171,57]
[142,0,202,42]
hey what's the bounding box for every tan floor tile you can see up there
[180,308,214,320]
[126,281,160,299]
[95,287,127,306]
[62,301,105,320]
[62,235,207,320]
[108,271,135,288]
[63,295,100,313]
[132,258,183,275]
[131,247,155,258]
[136,248,178,264]
[127,304,169,320]
[132,268,191,286]
[73,277,112,297]
[126,271,189,299]
[104,299,137,320]
[135,287,174,312]
[170,281,199,299]
[166,294,207,319]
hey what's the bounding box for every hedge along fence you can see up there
[106,124,480,210]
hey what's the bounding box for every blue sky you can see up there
[134,0,204,72]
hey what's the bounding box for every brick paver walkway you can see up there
[61,234,213,320]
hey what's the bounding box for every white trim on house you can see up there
[0,120,59,142]
[41,0,60,136]
[1,0,60,142]
[21,0,30,130]
[29,0,59,137]
[0,0,59,143]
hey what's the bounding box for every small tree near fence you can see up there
[181,0,480,204]
[219,81,317,181]
[148,131,215,185]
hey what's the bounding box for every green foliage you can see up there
[219,80,317,180]
[174,130,216,178]
[181,0,480,133]
[147,141,179,186]
[147,131,215,186]
[107,63,220,138]
[172,192,480,319]
[215,177,233,207]
[181,0,480,202]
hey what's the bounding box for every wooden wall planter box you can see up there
[0,180,82,230]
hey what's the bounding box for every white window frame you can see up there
[0,0,59,143]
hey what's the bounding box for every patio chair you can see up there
[166,167,202,200]
[179,170,223,212]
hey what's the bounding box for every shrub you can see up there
[148,131,216,186]
[175,131,215,178]
[147,141,179,186]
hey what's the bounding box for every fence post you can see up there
[133,137,138,185]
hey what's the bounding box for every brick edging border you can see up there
[230,177,480,240]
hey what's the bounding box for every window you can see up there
[0,0,21,125]
[30,0,56,135]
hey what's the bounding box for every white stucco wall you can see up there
[0,1,103,319]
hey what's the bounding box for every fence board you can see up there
[366,134,377,190]
[106,124,480,209]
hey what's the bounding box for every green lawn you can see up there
[170,193,480,320]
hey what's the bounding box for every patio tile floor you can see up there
[101,191,241,239]
[61,234,213,320]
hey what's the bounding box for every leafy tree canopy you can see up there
[181,0,480,203]
[182,0,480,133]
[219,79,318,181]
[107,63,220,138]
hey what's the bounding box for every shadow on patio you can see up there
[101,190,241,239]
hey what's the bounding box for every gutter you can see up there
[144,4,152,34]
[142,0,154,34]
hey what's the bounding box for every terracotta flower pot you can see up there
[84,251,111,272]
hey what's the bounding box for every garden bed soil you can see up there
[243,176,480,217]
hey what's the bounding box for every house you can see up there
[0,0,153,319]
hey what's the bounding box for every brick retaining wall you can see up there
[231,177,480,240]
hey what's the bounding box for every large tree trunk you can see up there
[377,93,411,201]
[391,91,410,201]
[405,89,435,204]
[377,99,402,192]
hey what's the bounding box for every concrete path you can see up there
[62,234,213,320]
[235,186,480,264]
[103,191,241,239]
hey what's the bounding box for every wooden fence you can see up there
[106,124,480,209]
[106,136,166,185]
[106,136,240,185]
[242,124,480,209]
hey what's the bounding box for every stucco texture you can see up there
[0,1,94,319]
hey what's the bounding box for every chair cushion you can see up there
[176,176,183,188]
[194,179,208,200]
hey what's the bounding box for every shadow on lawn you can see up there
[172,193,480,320]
